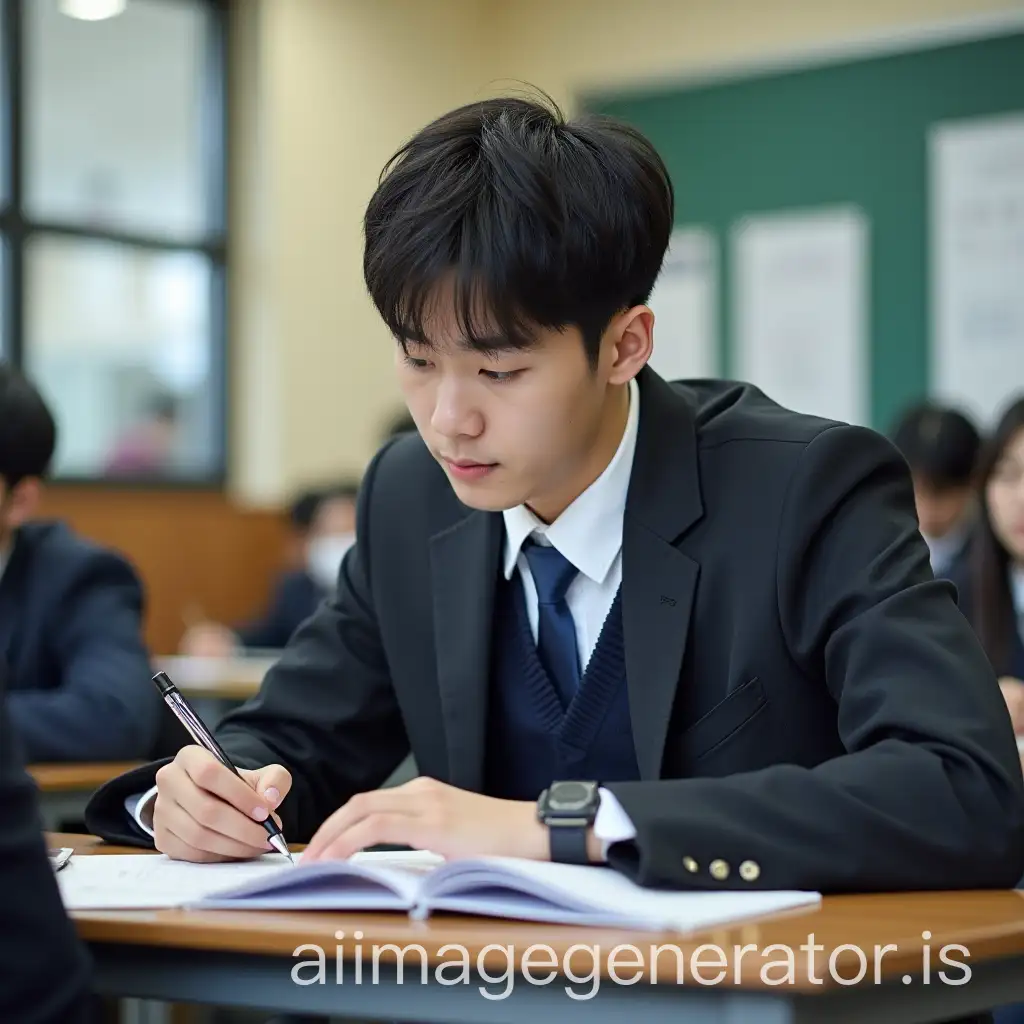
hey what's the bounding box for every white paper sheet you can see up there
[930,113,1024,427]
[732,207,868,425]
[647,226,717,381]
[57,853,296,910]
[57,849,442,911]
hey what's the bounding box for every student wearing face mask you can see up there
[180,481,359,656]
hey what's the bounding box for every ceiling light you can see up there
[59,0,127,21]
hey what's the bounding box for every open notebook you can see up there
[58,850,820,934]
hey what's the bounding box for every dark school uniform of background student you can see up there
[0,362,159,763]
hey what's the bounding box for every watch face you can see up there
[549,781,592,809]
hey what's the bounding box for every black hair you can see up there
[0,362,57,490]
[970,394,1024,674]
[147,393,179,423]
[320,479,360,503]
[288,479,360,532]
[890,402,981,489]
[289,489,326,531]
[363,92,674,367]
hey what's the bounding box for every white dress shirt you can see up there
[130,378,641,853]
[923,518,971,578]
[501,378,640,851]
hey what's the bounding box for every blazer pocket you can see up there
[684,676,768,762]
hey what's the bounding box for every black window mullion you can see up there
[5,0,24,365]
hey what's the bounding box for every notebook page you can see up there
[57,853,295,910]
[59,849,446,912]
[196,849,446,910]
[422,858,820,933]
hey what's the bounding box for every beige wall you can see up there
[228,0,1024,504]
[229,0,493,503]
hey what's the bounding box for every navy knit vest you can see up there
[483,572,640,801]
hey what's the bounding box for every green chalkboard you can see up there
[585,28,1024,431]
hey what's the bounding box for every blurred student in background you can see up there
[951,395,1024,766]
[180,481,360,656]
[0,362,159,762]
[891,402,982,579]
[103,392,180,478]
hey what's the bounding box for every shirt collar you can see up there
[502,376,640,585]
[924,520,970,572]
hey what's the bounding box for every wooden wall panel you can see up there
[37,488,291,656]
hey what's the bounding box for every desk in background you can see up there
[30,763,143,831]
[154,654,274,702]
[54,832,1024,1024]
[154,654,417,786]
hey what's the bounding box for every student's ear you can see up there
[6,478,42,527]
[606,305,654,385]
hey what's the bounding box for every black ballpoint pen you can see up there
[151,671,294,862]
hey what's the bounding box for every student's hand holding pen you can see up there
[153,747,292,863]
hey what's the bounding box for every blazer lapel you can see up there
[623,368,704,779]
[430,509,503,792]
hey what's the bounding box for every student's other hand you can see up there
[179,622,240,658]
[152,746,291,862]
[302,777,601,864]
[998,677,1024,734]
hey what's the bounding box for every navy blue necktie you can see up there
[523,540,581,706]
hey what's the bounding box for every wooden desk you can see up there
[154,655,271,702]
[31,763,143,792]
[29,763,142,831]
[55,834,1024,1023]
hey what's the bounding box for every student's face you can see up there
[911,477,973,539]
[986,427,1024,564]
[304,496,358,589]
[396,303,652,523]
[310,496,357,541]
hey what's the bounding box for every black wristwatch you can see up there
[537,781,600,864]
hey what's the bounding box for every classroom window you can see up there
[0,0,227,483]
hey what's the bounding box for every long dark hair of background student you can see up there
[969,394,1024,676]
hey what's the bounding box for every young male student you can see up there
[0,363,159,762]
[87,96,1024,897]
[0,660,94,1023]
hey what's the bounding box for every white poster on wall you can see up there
[930,113,1024,427]
[732,206,868,425]
[646,226,717,381]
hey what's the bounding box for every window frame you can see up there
[0,0,230,488]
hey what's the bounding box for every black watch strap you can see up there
[548,822,590,865]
